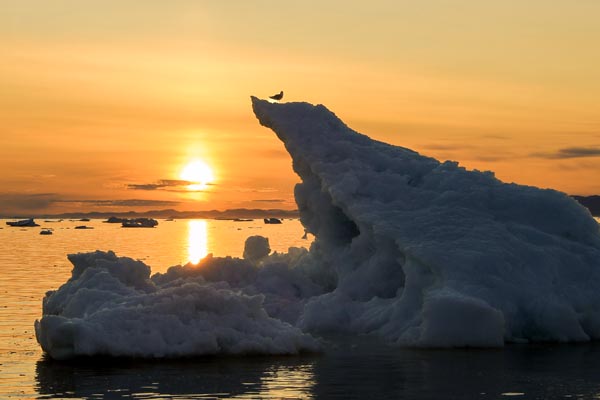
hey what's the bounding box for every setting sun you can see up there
[180,159,214,191]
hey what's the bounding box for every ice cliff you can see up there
[36,97,600,359]
[251,96,600,347]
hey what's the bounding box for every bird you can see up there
[269,91,284,101]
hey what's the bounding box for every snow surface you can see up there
[36,97,600,359]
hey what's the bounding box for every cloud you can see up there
[127,179,215,192]
[255,148,290,159]
[229,187,279,194]
[481,134,509,140]
[102,199,180,207]
[0,193,179,215]
[58,199,180,207]
[0,193,59,211]
[532,147,600,159]
[126,180,191,191]
[422,143,474,151]
[252,199,286,203]
[420,143,515,162]
[468,153,516,162]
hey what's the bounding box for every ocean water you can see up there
[1,218,600,399]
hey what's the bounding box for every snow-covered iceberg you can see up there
[251,96,600,347]
[36,97,600,360]
[35,251,320,360]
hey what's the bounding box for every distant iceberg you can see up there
[36,97,600,359]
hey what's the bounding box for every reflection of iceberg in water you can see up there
[35,341,600,399]
[35,355,316,399]
[188,219,208,264]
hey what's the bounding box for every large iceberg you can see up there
[36,97,600,359]
[251,96,600,347]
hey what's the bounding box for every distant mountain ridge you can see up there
[573,195,600,217]
[0,208,299,220]
[2,197,599,219]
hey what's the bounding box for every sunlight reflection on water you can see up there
[187,219,208,264]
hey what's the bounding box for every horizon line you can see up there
[0,207,300,219]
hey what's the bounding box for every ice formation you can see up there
[243,235,271,262]
[250,96,600,347]
[37,97,600,359]
[35,251,320,360]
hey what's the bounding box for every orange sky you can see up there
[1,1,599,215]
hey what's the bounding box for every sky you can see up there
[1,0,599,215]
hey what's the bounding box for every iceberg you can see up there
[36,97,600,359]
[251,96,600,347]
[35,251,320,360]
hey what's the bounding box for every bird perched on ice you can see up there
[269,91,284,102]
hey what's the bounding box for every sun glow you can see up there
[180,159,214,191]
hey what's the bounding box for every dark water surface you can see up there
[34,339,600,399]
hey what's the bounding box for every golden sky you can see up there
[1,0,599,215]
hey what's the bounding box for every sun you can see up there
[180,159,214,191]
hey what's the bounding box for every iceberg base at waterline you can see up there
[36,97,600,359]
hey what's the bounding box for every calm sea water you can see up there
[1,218,600,399]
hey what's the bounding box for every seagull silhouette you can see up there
[269,91,284,101]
